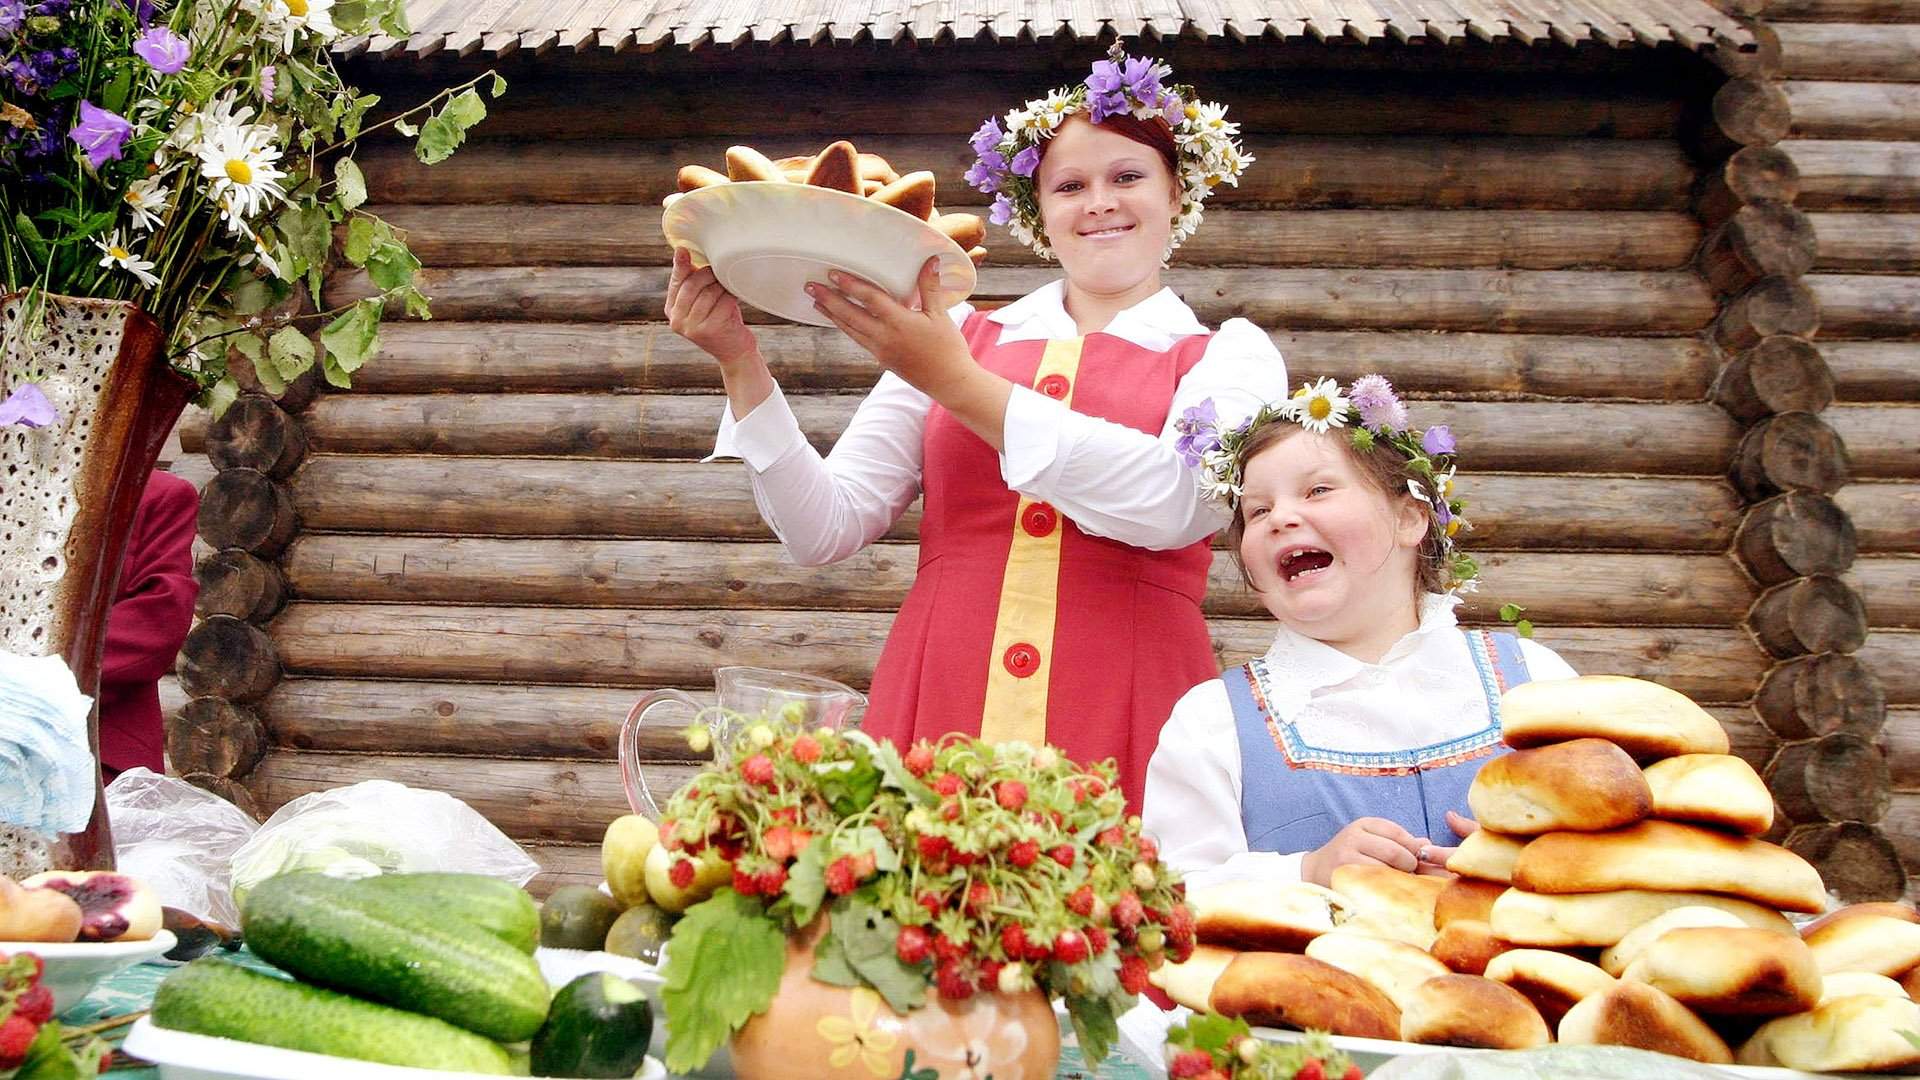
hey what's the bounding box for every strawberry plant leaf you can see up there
[660,889,785,1074]
[825,900,924,1015]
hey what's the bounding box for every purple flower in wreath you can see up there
[1421,424,1456,456]
[0,1,24,39]
[0,382,56,428]
[969,117,1003,157]
[1161,93,1185,125]
[1434,496,1453,528]
[68,101,130,168]
[988,193,1014,226]
[1009,145,1041,178]
[1348,374,1403,431]
[133,26,189,74]
[1173,398,1221,467]
[965,149,1006,194]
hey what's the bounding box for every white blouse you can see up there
[708,280,1290,565]
[1142,593,1579,890]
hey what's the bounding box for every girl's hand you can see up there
[666,247,758,366]
[1301,817,1425,887]
[806,257,974,396]
[1414,811,1481,876]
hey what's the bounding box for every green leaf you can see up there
[1903,1030,1920,1051]
[15,1019,109,1080]
[401,285,432,320]
[1498,603,1526,622]
[334,159,368,211]
[229,330,265,363]
[229,280,278,315]
[1166,1013,1251,1055]
[268,326,315,381]
[1065,993,1120,1067]
[365,238,420,292]
[342,94,379,143]
[781,841,828,926]
[808,925,860,988]
[414,89,487,164]
[489,72,508,98]
[1514,619,1535,639]
[205,376,241,420]
[250,351,288,395]
[184,69,220,105]
[13,212,49,263]
[321,347,353,389]
[817,900,924,1015]
[343,217,378,265]
[661,889,786,1074]
[281,204,331,279]
[320,298,383,373]
[814,742,882,818]
[377,0,411,37]
[393,117,418,137]
[849,732,935,805]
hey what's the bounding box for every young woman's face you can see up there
[1236,431,1429,648]
[1034,117,1182,295]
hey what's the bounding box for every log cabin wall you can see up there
[162,33,1911,900]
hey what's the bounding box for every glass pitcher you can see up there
[618,666,867,820]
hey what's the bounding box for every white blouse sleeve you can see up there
[1517,637,1579,681]
[997,318,1289,550]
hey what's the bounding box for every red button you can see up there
[1021,502,1058,538]
[1037,374,1070,399]
[1003,643,1041,678]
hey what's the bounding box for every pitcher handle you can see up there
[619,689,702,820]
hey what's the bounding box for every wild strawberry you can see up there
[1137,835,1160,863]
[916,834,953,864]
[933,934,967,964]
[790,734,822,763]
[905,743,936,776]
[940,797,963,821]
[1168,1049,1215,1079]
[824,855,859,895]
[1295,1058,1326,1080]
[1132,861,1158,890]
[0,1015,36,1067]
[1065,885,1095,917]
[1086,926,1111,956]
[935,961,973,1001]
[1113,891,1145,930]
[1068,778,1091,804]
[771,805,799,824]
[1118,953,1150,994]
[1007,839,1039,869]
[668,857,697,890]
[933,772,963,797]
[732,865,760,896]
[1170,937,1195,964]
[1047,844,1076,869]
[917,891,944,918]
[1342,1065,1363,1080]
[1196,1071,1230,1080]
[1001,923,1029,959]
[975,959,1004,992]
[851,850,877,879]
[13,985,51,1026]
[996,961,1030,994]
[896,925,932,965]
[1098,826,1127,847]
[1052,929,1089,964]
[762,825,811,862]
[96,1051,113,1073]
[964,881,994,914]
[740,753,776,787]
[754,863,788,896]
[994,780,1028,811]
[950,848,979,869]
[1168,902,1196,945]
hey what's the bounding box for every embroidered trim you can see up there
[1245,655,1504,776]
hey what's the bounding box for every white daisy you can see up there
[196,121,286,231]
[265,0,338,51]
[94,231,161,288]
[123,176,169,231]
[1288,378,1351,434]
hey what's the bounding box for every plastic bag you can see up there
[106,768,260,926]
[227,779,539,907]
[1366,1045,1745,1080]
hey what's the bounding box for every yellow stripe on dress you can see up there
[980,337,1085,747]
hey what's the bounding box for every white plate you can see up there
[661,181,976,327]
[0,930,176,1015]
[122,1020,668,1080]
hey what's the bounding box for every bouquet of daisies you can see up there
[1,0,501,415]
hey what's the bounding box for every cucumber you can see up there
[352,873,540,954]
[152,958,513,1075]
[242,872,550,1042]
[530,972,654,1079]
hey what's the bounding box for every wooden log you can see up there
[288,457,1745,551]
[1807,273,1920,338]
[325,265,1719,334]
[1783,139,1920,211]
[1850,557,1920,629]
[354,136,1699,210]
[1735,492,1858,585]
[1756,652,1888,740]
[1789,821,1908,902]
[181,773,261,819]
[1711,336,1835,422]
[1714,277,1820,352]
[194,549,286,622]
[266,602,1772,703]
[1826,342,1920,402]
[1768,733,1893,824]
[1730,412,1852,500]
[1826,405,1920,480]
[1885,707,1920,790]
[1759,0,1920,21]
[1704,78,1792,152]
[1696,146,1800,228]
[526,844,602,898]
[1810,212,1920,272]
[1785,81,1920,141]
[178,615,282,703]
[1776,22,1920,79]
[1710,18,1783,79]
[1836,483,1920,554]
[1698,205,1819,296]
[1719,705,1784,774]
[302,395,1742,474]
[196,469,298,555]
[352,322,1718,400]
[205,394,307,478]
[165,697,267,780]
[1856,631,1920,703]
[176,410,209,455]
[1748,574,1871,658]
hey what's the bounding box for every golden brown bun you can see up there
[1801,900,1920,937]
[857,152,898,184]
[724,146,787,183]
[869,171,936,220]
[1817,971,1910,1005]
[1191,881,1349,952]
[1510,820,1827,913]
[677,164,731,192]
[1500,676,1730,761]
[1805,912,1920,976]
[965,245,988,268]
[1642,753,1774,836]
[803,141,862,194]
[1621,926,1822,1017]
[1446,829,1526,884]
[1468,739,1653,835]
[1209,952,1402,1040]
[1330,865,1445,949]
[1903,963,1920,999]
[1557,980,1735,1064]
[859,178,885,196]
[1490,888,1794,948]
[1304,931,1448,1010]
[1484,948,1616,1029]
[1400,974,1551,1050]
[1598,904,1748,977]
[1738,994,1920,1072]
[1146,943,1237,1012]
[1434,876,1507,929]
[932,213,986,251]
[1430,919,1516,976]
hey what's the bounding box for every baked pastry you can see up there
[1147,943,1237,1012]
[1429,919,1515,976]
[1484,949,1616,1029]
[677,165,732,191]
[1903,963,1920,999]
[1598,904,1748,976]
[1208,952,1402,1040]
[869,172,936,221]
[1641,753,1774,835]
[932,213,986,251]
[1434,876,1506,929]
[1737,993,1920,1072]
[1557,981,1735,1064]
[1191,880,1350,952]
[1510,820,1826,913]
[1399,974,1551,1050]
[1468,738,1652,835]
[1445,829,1526,884]
[1489,887,1793,948]
[1803,911,1920,976]
[1330,864,1445,949]
[1304,931,1448,1010]
[965,246,988,267]
[724,145,787,183]
[1500,675,1730,761]
[1620,926,1822,1016]
[802,141,862,194]
[857,153,898,184]
[1817,971,1910,1004]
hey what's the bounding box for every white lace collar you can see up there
[1253,594,1464,715]
[987,279,1208,351]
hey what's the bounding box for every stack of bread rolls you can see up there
[1150,675,1920,1074]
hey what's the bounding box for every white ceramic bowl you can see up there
[661,181,976,326]
[0,929,175,1015]
[122,1020,668,1080]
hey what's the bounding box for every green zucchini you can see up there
[152,958,514,1074]
[242,872,550,1042]
[530,972,654,1078]
[352,873,540,954]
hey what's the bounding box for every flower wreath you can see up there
[1174,376,1484,596]
[963,43,1251,261]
